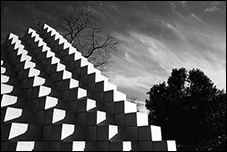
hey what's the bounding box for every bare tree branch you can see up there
[26,4,119,72]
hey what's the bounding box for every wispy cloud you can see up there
[204,1,226,14]
[1,1,226,100]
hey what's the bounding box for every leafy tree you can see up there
[27,4,118,72]
[146,68,226,151]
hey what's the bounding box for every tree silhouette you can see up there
[146,68,226,151]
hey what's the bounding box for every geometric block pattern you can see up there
[1,24,177,151]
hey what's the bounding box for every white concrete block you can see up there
[80,57,88,67]
[43,24,52,33]
[69,78,79,89]
[87,62,96,74]
[33,76,45,86]
[41,45,50,52]
[13,40,23,50]
[52,109,66,123]
[28,28,36,35]
[58,37,67,45]
[43,24,50,30]
[1,67,6,74]
[20,53,31,62]
[68,46,77,55]
[62,70,72,80]
[17,46,26,55]
[1,84,13,94]
[97,111,106,124]
[34,34,41,42]
[61,124,75,140]
[46,50,55,58]
[4,107,22,122]
[9,33,19,40]
[16,141,35,151]
[114,91,127,102]
[86,98,96,111]
[38,86,51,97]
[45,96,58,110]
[56,63,66,72]
[1,75,9,83]
[104,81,117,91]
[54,33,61,41]
[73,52,82,61]
[28,68,40,77]
[50,29,57,37]
[95,72,109,83]
[63,41,71,50]
[167,141,177,151]
[51,56,60,64]
[24,60,36,69]
[73,141,85,151]
[1,94,17,107]
[109,125,118,140]
[38,39,45,47]
[9,123,28,140]
[151,125,162,141]
[77,88,87,99]
[124,101,137,113]
[136,113,148,126]
[123,141,132,151]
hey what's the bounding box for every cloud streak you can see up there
[1,1,226,101]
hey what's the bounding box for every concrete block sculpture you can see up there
[1,24,177,151]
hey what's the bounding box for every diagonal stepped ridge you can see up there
[1,23,177,151]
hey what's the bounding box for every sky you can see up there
[1,1,226,104]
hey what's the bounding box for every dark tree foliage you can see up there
[146,68,226,151]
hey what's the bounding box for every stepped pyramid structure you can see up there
[1,24,177,151]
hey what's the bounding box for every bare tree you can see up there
[27,8,52,33]
[27,4,118,72]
